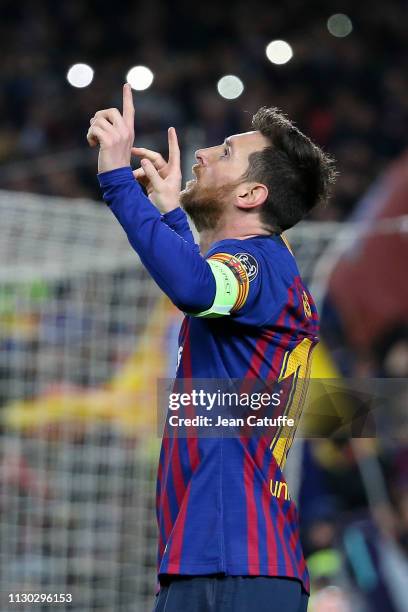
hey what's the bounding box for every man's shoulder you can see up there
[206,235,294,272]
[201,235,305,327]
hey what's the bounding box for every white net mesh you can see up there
[0,189,405,611]
[0,190,166,611]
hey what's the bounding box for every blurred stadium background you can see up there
[1,1,407,610]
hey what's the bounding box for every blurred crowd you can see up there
[1,0,408,219]
[299,436,408,611]
[299,326,408,611]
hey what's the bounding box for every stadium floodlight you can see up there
[66,63,94,88]
[266,40,293,65]
[217,75,244,100]
[327,14,353,37]
[126,66,154,91]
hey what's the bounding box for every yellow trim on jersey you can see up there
[281,233,294,255]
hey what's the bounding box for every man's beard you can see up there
[180,180,237,232]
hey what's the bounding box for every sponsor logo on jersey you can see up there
[177,345,184,369]
[270,479,291,500]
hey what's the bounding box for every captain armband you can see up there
[190,253,249,319]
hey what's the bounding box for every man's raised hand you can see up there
[87,83,135,174]
[132,127,182,213]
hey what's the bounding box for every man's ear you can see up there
[236,183,268,210]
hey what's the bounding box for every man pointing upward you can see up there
[88,84,335,612]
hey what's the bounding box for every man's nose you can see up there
[195,149,207,165]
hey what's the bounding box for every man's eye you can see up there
[222,147,229,157]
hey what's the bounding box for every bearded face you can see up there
[180,179,238,232]
[180,130,270,232]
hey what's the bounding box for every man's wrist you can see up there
[161,204,181,214]
[98,166,134,188]
[162,207,184,221]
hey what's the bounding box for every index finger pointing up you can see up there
[168,127,180,171]
[122,83,135,129]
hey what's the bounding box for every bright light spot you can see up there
[266,40,293,65]
[327,14,353,37]
[66,63,94,88]
[126,66,154,91]
[217,75,244,100]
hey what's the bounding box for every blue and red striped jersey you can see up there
[98,169,318,594]
[156,234,319,594]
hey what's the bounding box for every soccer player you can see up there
[87,84,336,612]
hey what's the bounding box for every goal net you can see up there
[0,188,404,611]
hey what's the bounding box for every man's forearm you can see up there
[99,167,214,311]
[161,207,198,249]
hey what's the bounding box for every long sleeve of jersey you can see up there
[98,166,213,311]
[161,207,198,251]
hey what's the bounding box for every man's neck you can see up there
[199,219,271,255]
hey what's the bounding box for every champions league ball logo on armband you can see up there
[234,253,259,282]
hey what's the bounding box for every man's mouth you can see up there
[192,164,201,177]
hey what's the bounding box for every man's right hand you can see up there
[132,127,181,213]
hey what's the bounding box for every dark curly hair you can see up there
[243,107,337,233]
